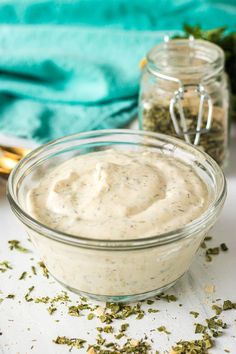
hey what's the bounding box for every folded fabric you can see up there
[0,0,235,143]
[0,0,236,30]
[0,26,169,142]
[0,93,138,142]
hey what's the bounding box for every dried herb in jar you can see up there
[142,103,226,166]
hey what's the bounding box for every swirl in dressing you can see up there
[27,149,209,239]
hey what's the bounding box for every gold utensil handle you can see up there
[0,145,30,179]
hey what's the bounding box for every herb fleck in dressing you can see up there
[27,150,209,239]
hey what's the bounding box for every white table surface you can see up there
[0,130,236,354]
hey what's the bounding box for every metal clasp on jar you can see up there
[169,84,213,145]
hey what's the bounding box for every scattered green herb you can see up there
[220,243,228,252]
[87,338,152,353]
[212,305,223,315]
[156,293,177,302]
[204,237,212,242]
[223,300,236,311]
[157,326,171,335]
[205,246,222,262]
[103,326,113,334]
[115,333,125,340]
[8,240,29,253]
[201,236,212,248]
[35,290,70,316]
[146,300,154,305]
[96,302,145,324]
[171,335,213,354]
[47,305,57,315]
[68,305,81,317]
[206,247,220,255]
[96,333,106,346]
[206,316,227,337]
[68,301,91,317]
[88,313,95,320]
[190,311,199,318]
[0,261,13,273]
[171,299,236,354]
[195,323,207,334]
[38,261,49,278]
[96,327,103,333]
[54,336,86,350]
[120,323,129,332]
[24,286,34,302]
[80,296,88,302]
[205,254,212,262]
[136,312,144,320]
[148,308,160,313]
[31,266,37,275]
[35,296,50,304]
[19,271,27,280]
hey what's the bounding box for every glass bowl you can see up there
[7,129,226,302]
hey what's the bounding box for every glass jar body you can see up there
[139,40,230,166]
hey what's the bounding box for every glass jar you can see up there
[139,39,229,167]
[7,130,226,302]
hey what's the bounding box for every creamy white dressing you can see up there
[27,149,209,239]
[26,149,211,298]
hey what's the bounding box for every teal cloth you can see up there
[0,1,235,142]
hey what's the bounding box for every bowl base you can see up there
[53,274,184,303]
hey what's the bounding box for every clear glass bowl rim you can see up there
[7,129,227,251]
